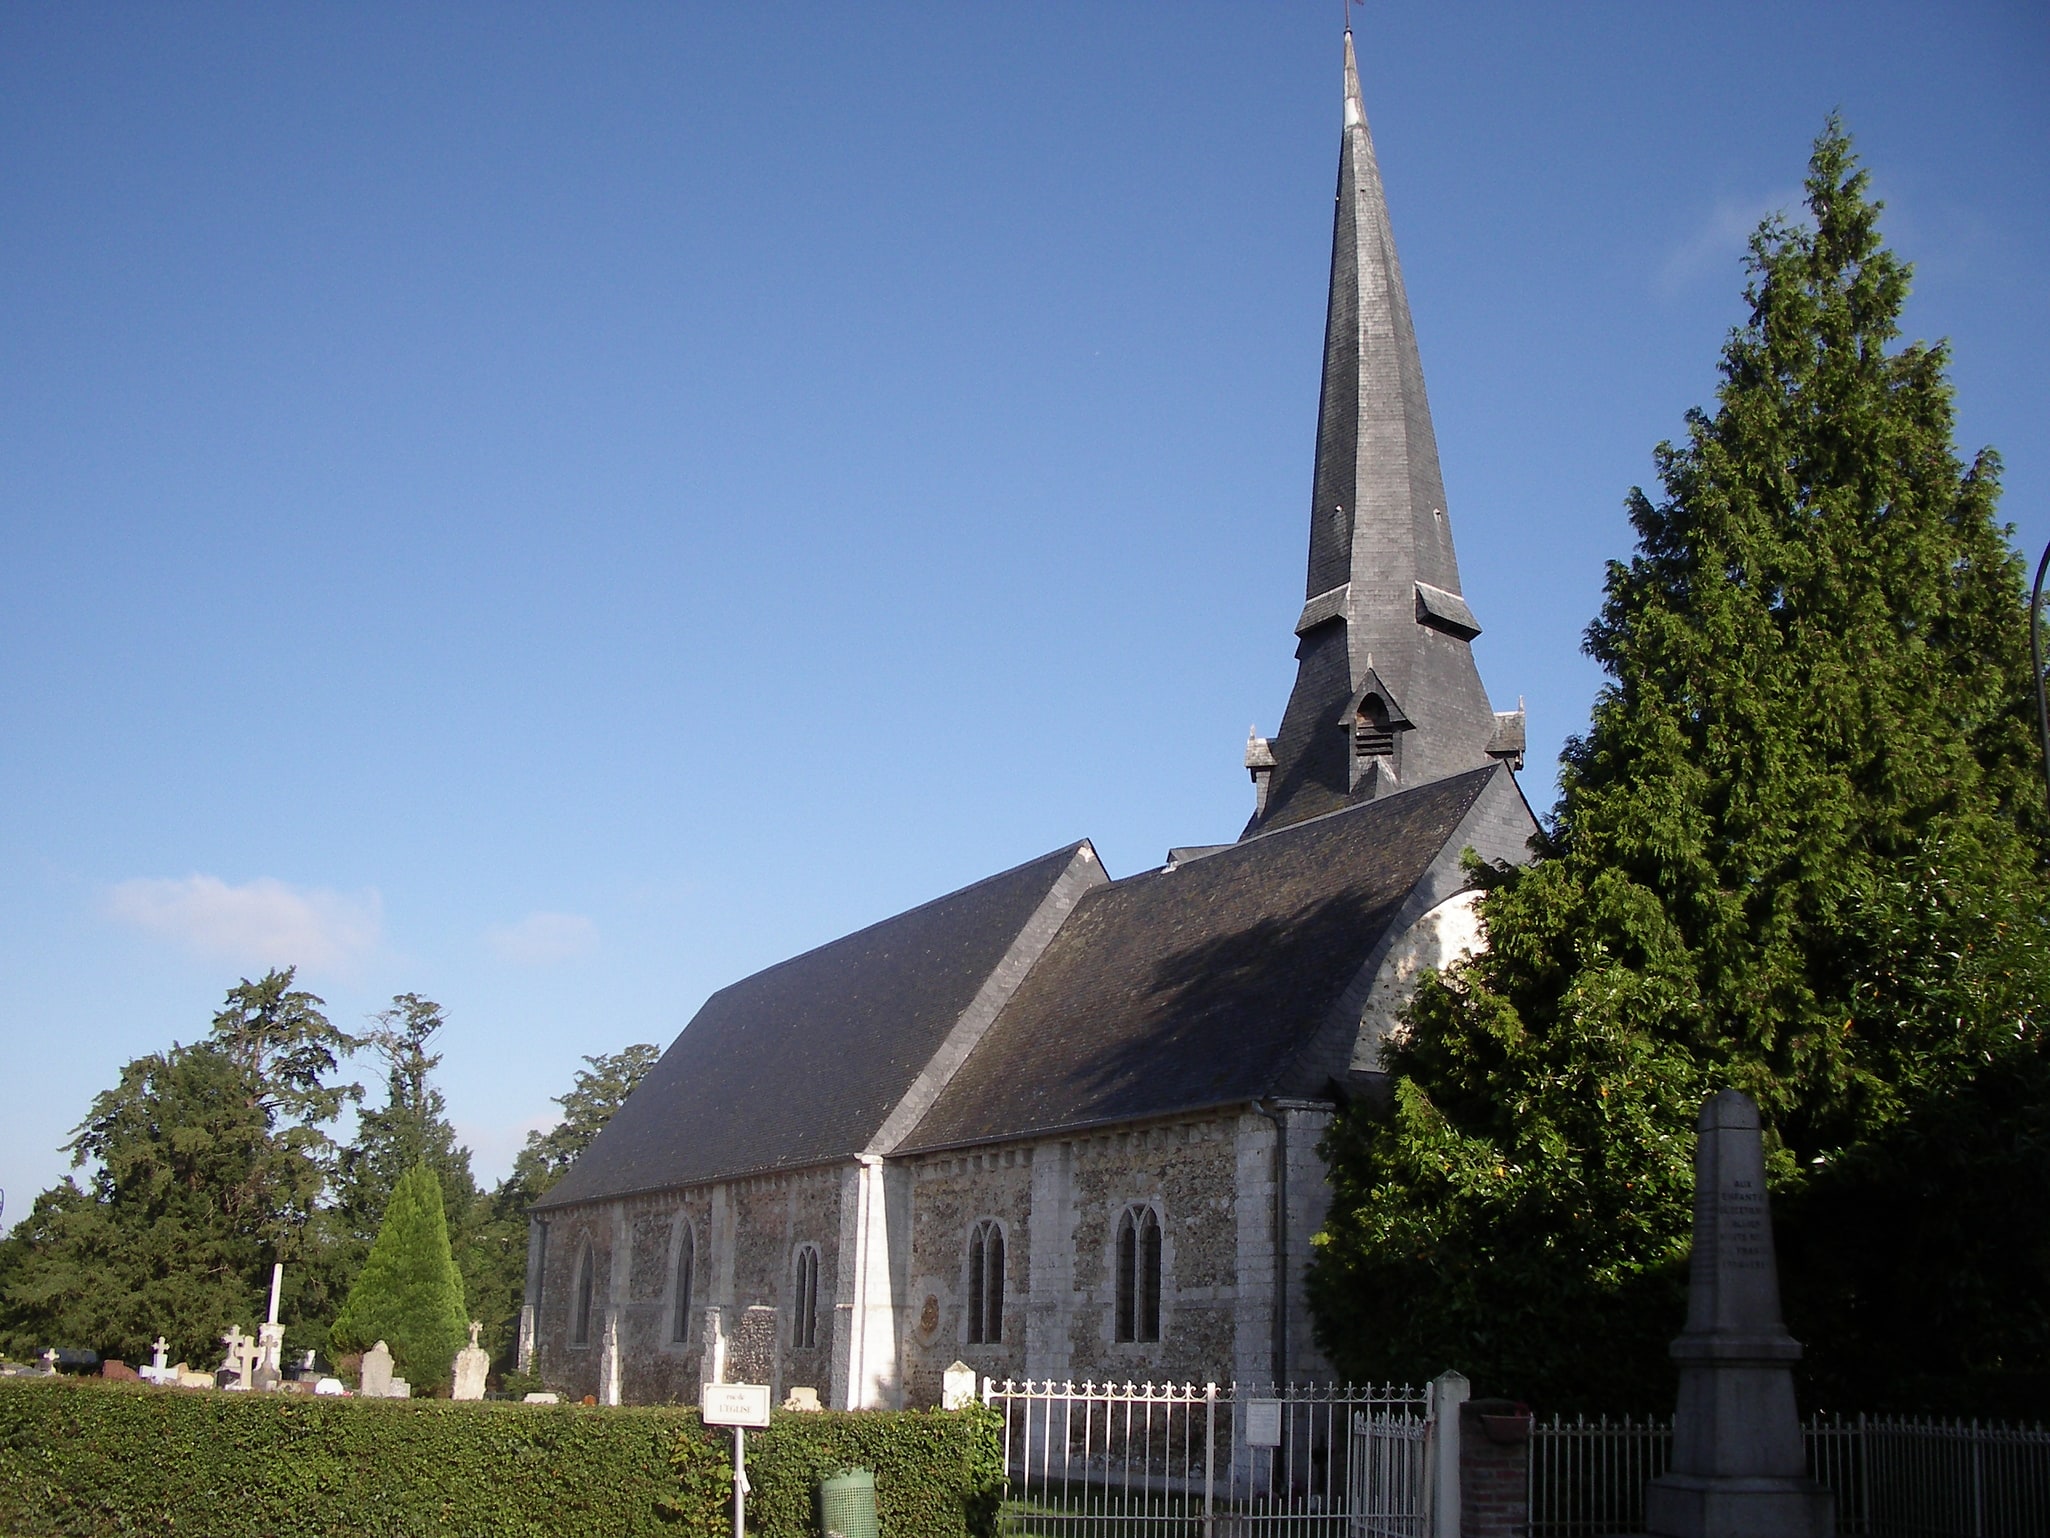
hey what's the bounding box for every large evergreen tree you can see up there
[0,970,358,1366]
[330,1162,469,1391]
[1308,122,2050,1412]
[333,994,477,1243]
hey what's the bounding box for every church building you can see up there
[520,31,1537,1409]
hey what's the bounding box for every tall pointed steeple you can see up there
[1242,29,1521,838]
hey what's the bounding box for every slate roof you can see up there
[533,842,1090,1208]
[1246,31,1506,836]
[899,767,1502,1152]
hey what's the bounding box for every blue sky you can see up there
[3,2,2045,1225]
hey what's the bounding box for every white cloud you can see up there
[1659,189,1802,296]
[487,911,599,966]
[105,875,382,971]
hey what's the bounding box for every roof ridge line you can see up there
[868,844,1109,1156]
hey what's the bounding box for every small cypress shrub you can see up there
[331,1162,469,1392]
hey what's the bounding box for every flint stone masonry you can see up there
[728,1305,779,1390]
[1643,1090,1832,1538]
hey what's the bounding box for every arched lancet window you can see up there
[967,1219,1005,1345]
[1114,1204,1162,1344]
[1355,694,1395,757]
[670,1222,695,1345]
[571,1241,596,1347]
[791,1244,820,1349]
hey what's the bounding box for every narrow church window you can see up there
[1355,695,1395,757]
[792,1244,820,1349]
[571,1242,595,1346]
[670,1223,695,1345]
[967,1219,1005,1345]
[1114,1205,1162,1344]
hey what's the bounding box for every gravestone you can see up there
[217,1326,258,1391]
[256,1262,286,1377]
[360,1340,395,1400]
[313,1376,345,1396]
[727,1304,778,1390]
[1642,1090,1833,1538]
[388,1377,412,1399]
[451,1321,490,1401]
[942,1360,978,1410]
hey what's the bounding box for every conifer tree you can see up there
[1308,121,2050,1411]
[0,969,356,1365]
[331,1162,469,1391]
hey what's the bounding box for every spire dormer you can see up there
[1243,28,1520,838]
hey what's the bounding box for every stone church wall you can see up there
[528,1163,843,1405]
[898,1110,1251,1404]
[901,1144,1035,1405]
[532,1104,1340,1407]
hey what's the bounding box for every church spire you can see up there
[1242,27,1520,838]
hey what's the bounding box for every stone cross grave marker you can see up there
[218,1325,259,1390]
[1643,1089,1833,1538]
[452,1320,490,1401]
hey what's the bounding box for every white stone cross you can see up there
[468,1320,482,1351]
[151,1337,169,1371]
[40,1349,57,1374]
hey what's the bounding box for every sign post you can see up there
[701,1382,772,1538]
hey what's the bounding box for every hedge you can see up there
[0,1379,1003,1538]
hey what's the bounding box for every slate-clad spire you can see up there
[1243,29,1520,839]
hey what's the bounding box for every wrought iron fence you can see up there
[1529,1412,2050,1538]
[1347,1405,1431,1538]
[984,1379,1431,1538]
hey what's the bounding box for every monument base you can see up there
[1643,1471,1834,1538]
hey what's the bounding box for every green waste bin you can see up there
[818,1468,878,1538]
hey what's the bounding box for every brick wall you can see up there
[1460,1397,1531,1538]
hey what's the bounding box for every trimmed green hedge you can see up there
[0,1379,1002,1538]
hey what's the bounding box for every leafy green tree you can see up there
[1308,121,2050,1411]
[333,994,477,1242]
[504,1043,663,1205]
[330,1162,469,1391]
[0,970,359,1365]
[463,1043,661,1371]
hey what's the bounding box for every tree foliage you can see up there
[0,970,357,1366]
[501,1043,663,1206]
[333,995,477,1246]
[1308,121,2050,1411]
[330,1163,469,1391]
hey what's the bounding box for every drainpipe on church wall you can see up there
[1250,1102,1287,1384]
